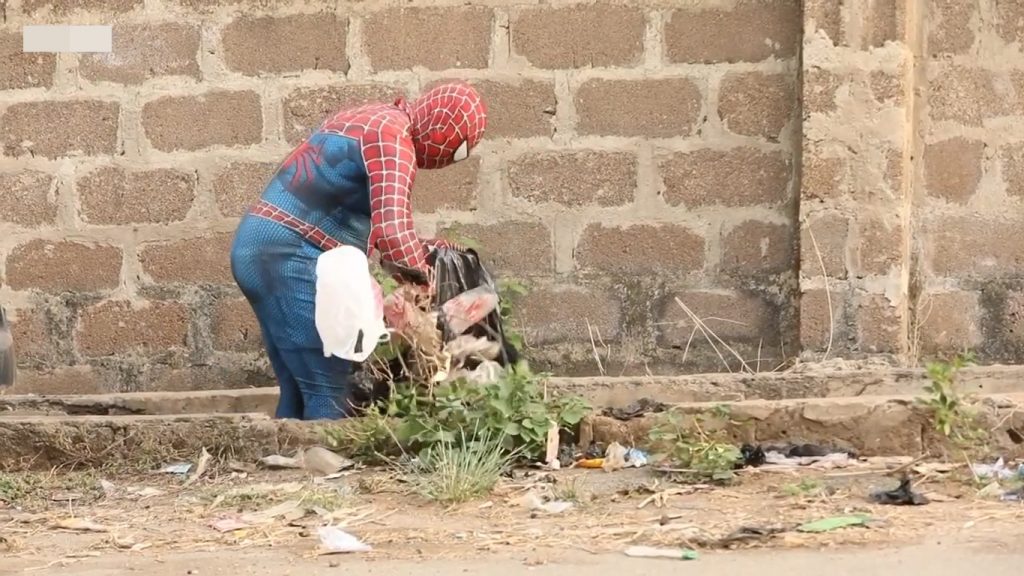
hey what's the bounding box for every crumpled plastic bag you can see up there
[317,526,372,554]
[440,286,499,335]
[430,247,518,366]
[315,246,389,362]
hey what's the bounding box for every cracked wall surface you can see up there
[0,0,1020,394]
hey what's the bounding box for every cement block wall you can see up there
[0,0,1019,394]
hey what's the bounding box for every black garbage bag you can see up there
[350,246,520,410]
[428,246,519,368]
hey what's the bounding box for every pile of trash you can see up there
[314,245,520,408]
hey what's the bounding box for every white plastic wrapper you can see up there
[314,246,389,362]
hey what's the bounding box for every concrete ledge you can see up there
[582,393,1024,458]
[0,413,321,472]
[3,365,1024,416]
[4,393,1024,471]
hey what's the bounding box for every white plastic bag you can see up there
[314,246,389,362]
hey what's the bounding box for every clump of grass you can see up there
[321,406,402,464]
[649,409,741,483]
[0,473,40,505]
[552,475,586,504]
[0,470,105,509]
[403,427,518,504]
[917,351,987,450]
[781,478,825,497]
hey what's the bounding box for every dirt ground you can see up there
[3,459,1024,575]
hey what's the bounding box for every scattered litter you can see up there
[977,481,1005,500]
[583,443,605,459]
[796,515,871,533]
[544,423,560,469]
[624,546,698,560]
[259,454,303,469]
[445,334,501,363]
[158,462,192,475]
[111,535,148,551]
[127,487,165,499]
[519,491,574,514]
[184,447,212,487]
[602,442,628,472]
[303,446,356,476]
[317,526,372,554]
[53,518,110,532]
[712,524,792,547]
[626,448,649,468]
[99,479,118,496]
[240,499,303,524]
[1000,489,1023,502]
[577,458,604,469]
[50,492,81,502]
[211,518,251,533]
[741,444,766,467]
[870,477,929,506]
[321,471,354,481]
[970,458,1023,481]
[601,398,668,421]
[535,500,573,514]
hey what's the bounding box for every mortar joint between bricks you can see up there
[490,8,511,69]
[642,9,665,69]
[344,14,371,81]
[552,70,577,144]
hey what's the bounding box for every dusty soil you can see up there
[3,456,1024,574]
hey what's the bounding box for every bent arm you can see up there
[363,127,430,276]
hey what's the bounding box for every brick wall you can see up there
[0,0,1020,395]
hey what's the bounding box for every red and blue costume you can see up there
[230,82,487,420]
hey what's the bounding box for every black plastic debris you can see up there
[601,398,668,421]
[870,477,929,506]
[429,247,519,367]
[0,306,13,388]
[584,442,606,460]
[740,444,767,468]
[714,524,792,547]
[762,443,858,459]
[350,246,520,410]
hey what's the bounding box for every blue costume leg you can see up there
[277,348,354,420]
[260,243,354,420]
[256,315,304,419]
[232,219,355,420]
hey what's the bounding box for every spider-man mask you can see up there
[404,82,487,170]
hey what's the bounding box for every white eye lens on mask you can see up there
[452,140,469,162]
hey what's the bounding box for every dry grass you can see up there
[8,462,1024,566]
[401,427,518,504]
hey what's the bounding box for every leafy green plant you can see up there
[918,351,984,446]
[497,278,529,351]
[391,361,589,459]
[327,362,590,463]
[403,426,518,503]
[321,403,402,464]
[649,410,741,483]
[371,265,399,297]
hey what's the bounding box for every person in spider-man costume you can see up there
[229,82,487,421]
